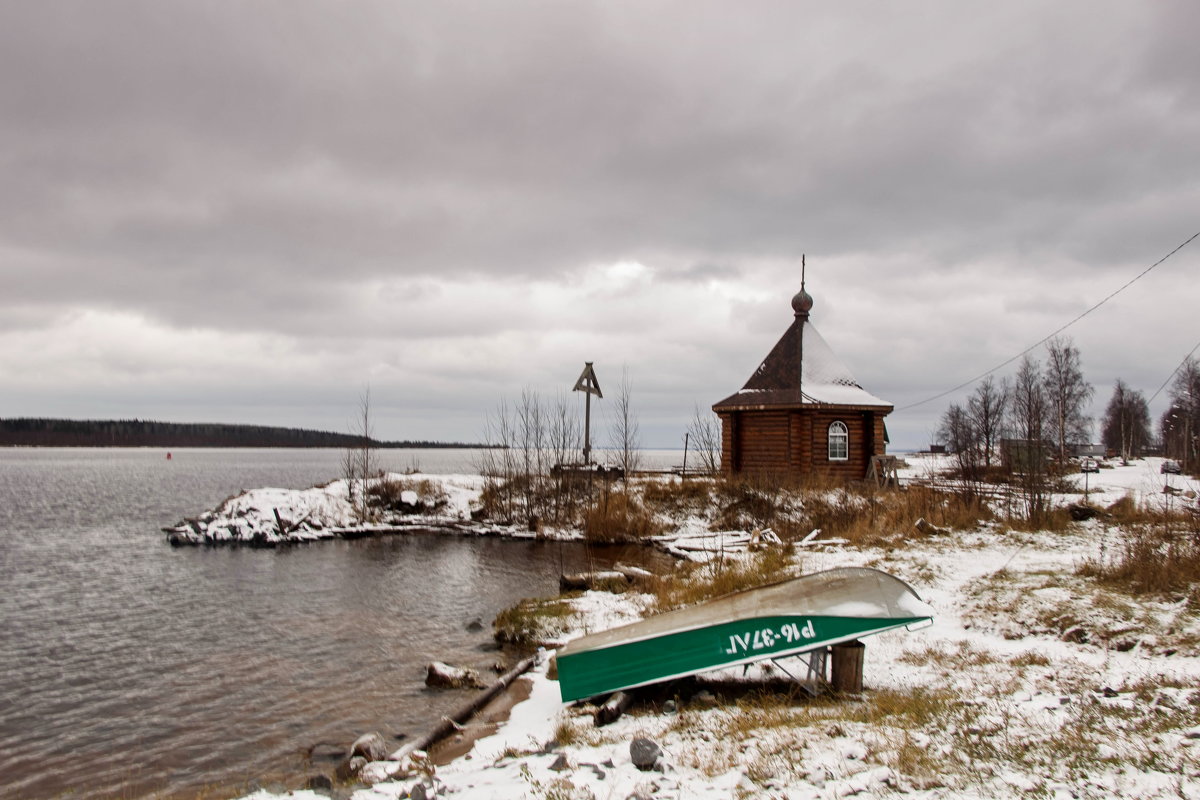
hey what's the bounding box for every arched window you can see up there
[828,421,849,461]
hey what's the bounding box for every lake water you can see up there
[0,448,678,799]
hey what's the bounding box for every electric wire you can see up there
[898,228,1200,411]
[1147,338,1200,406]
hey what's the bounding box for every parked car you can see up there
[1080,458,1099,473]
[1161,459,1182,475]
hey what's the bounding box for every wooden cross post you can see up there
[573,362,603,464]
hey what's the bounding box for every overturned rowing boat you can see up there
[556,566,933,702]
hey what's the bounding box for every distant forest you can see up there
[0,418,482,449]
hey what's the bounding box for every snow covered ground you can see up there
[162,474,504,544]
[232,456,1200,799]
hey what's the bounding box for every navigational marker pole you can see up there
[573,362,603,464]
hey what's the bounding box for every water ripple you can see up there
[0,448,672,799]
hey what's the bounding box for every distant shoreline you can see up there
[0,417,486,449]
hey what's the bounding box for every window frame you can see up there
[827,420,849,461]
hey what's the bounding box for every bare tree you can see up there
[686,404,722,474]
[547,391,581,522]
[968,375,1009,469]
[609,366,641,479]
[1009,354,1050,522]
[1161,356,1200,472]
[1043,336,1094,462]
[938,402,980,484]
[548,391,581,470]
[477,398,520,522]
[343,388,375,522]
[516,387,546,518]
[1101,379,1151,462]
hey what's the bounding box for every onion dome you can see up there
[791,286,813,317]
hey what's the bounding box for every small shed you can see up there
[712,282,893,482]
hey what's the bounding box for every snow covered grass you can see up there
[164,473,490,545]
[212,456,1200,797]
[493,595,581,647]
[645,544,796,613]
[240,506,1200,800]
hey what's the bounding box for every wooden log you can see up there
[559,571,629,591]
[830,640,865,694]
[594,690,633,727]
[390,654,537,762]
[914,517,949,536]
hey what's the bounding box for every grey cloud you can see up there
[2,1,1198,445]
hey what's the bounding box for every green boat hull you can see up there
[556,567,932,702]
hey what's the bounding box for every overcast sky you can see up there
[2,1,1198,450]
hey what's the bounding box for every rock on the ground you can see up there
[349,731,390,762]
[305,774,333,791]
[630,737,662,771]
[426,661,486,689]
[336,755,368,780]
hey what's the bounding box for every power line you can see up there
[898,228,1200,411]
[1148,338,1200,406]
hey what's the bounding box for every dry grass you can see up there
[710,475,806,537]
[583,491,662,542]
[645,546,795,613]
[640,478,714,513]
[804,485,995,545]
[493,595,579,645]
[1078,523,1200,599]
[1002,505,1075,533]
[368,475,448,511]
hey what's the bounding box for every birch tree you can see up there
[1043,336,1094,461]
[1101,379,1150,462]
[610,366,641,480]
[968,375,1009,468]
[686,404,722,474]
[938,401,980,485]
[1009,354,1050,522]
[1161,356,1200,471]
[343,388,375,522]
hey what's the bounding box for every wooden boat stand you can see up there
[756,639,865,697]
[762,646,829,697]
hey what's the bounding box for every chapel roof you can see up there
[713,285,892,411]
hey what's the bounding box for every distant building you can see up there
[1000,438,1050,473]
[712,280,893,481]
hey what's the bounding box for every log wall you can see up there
[719,407,888,483]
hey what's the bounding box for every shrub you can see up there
[583,491,662,542]
[367,476,447,513]
[1078,524,1200,597]
[647,546,795,613]
[493,595,578,646]
[640,478,713,513]
[799,485,994,545]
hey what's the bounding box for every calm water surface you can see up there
[0,448,676,799]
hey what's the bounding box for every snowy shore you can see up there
[162,474,511,545]
[201,457,1200,799]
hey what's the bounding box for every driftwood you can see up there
[390,654,538,763]
[594,691,633,727]
[914,517,949,536]
[560,571,629,591]
[613,563,655,582]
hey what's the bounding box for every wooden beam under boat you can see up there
[555,566,933,702]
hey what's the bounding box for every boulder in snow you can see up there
[425,661,486,689]
[351,730,389,761]
[630,737,662,771]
